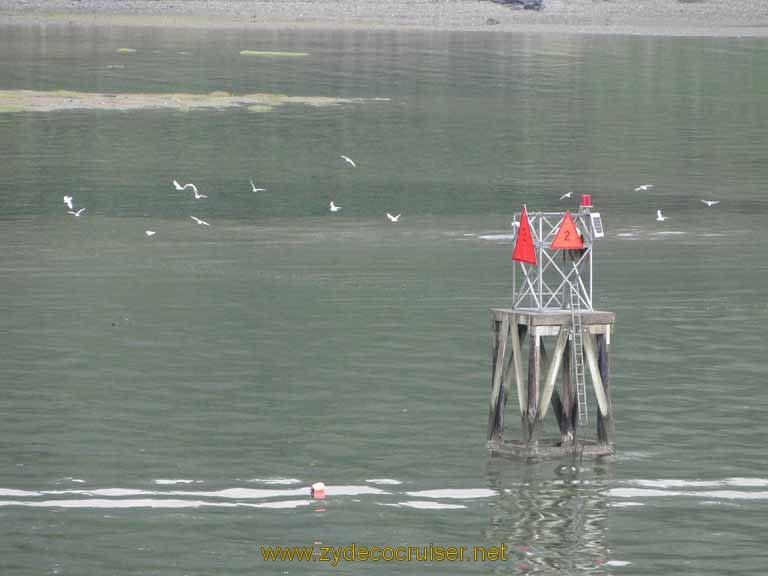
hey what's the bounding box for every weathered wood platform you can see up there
[491,309,614,334]
[488,308,616,460]
[488,438,615,460]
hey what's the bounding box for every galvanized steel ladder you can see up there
[569,280,588,425]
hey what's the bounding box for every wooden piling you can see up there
[582,330,609,418]
[525,331,541,445]
[596,332,615,447]
[560,338,575,447]
[488,316,509,442]
[488,308,615,459]
[509,323,526,416]
[540,327,568,421]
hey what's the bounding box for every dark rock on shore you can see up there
[491,0,543,11]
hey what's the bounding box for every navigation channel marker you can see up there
[550,211,584,250]
[512,205,537,265]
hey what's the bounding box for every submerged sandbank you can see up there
[0,90,388,113]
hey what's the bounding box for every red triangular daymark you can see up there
[550,211,584,250]
[512,206,537,265]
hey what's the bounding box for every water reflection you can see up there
[485,459,615,575]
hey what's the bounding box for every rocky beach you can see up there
[2,0,768,36]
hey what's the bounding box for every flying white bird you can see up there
[635,184,654,191]
[63,195,74,210]
[250,180,266,193]
[68,208,86,217]
[559,191,573,200]
[340,155,356,168]
[190,216,210,226]
[701,200,720,207]
[656,209,667,222]
[174,180,206,198]
[386,212,401,222]
[329,201,342,212]
[145,230,156,236]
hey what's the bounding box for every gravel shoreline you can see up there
[2,0,768,36]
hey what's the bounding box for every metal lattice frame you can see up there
[512,211,594,311]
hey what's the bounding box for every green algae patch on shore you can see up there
[0,90,22,112]
[239,50,309,57]
[0,90,386,113]
[247,105,274,113]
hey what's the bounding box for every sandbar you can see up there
[0,89,388,113]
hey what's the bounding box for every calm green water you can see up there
[2,23,768,575]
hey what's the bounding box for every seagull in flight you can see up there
[250,180,266,193]
[329,201,342,213]
[656,209,667,222]
[174,180,207,199]
[559,191,573,200]
[63,195,74,210]
[701,200,720,207]
[68,208,86,217]
[190,216,210,226]
[386,212,401,222]
[635,184,654,191]
[340,155,356,168]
